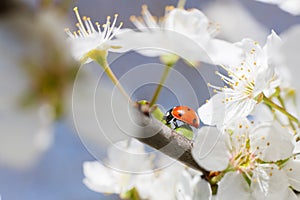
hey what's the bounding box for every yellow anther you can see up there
[269,172,273,177]
[130,15,137,21]
[142,4,148,10]
[165,5,175,11]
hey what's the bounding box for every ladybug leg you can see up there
[173,119,179,128]
[163,110,173,125]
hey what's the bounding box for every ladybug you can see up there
[163,106,200,128]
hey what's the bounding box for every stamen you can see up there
[87,17,96,33]
[130,15,147,31]
[83,16,92,34]
[95,22,101,32]
[108,22,123,40]
[64,28,73,38]
[141,4,158,28]
[73,7,88,36]
[107,14,119,37]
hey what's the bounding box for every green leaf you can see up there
[174,124,194,140]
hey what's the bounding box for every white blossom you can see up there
[83,139,153,196]
[175,170,212,200]
[254,0,300,16]
[83,139,207,199]
[204,0,268,43]
[116,5,240,65]
[65,7,123,63]
[198,33,281,128]
[279,25,300,107]
[192,119,299,199]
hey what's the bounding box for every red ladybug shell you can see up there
[171,106,200,128]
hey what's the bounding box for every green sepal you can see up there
[84,49,108,67]
[121,187,141,200]
[160,54,179,67]
[137,100,148,105]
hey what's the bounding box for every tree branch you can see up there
[132,107,210,178]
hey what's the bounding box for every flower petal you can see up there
[263,30,283,61]
[250,122,294,162]
[164,8,210,43]
[192,127,229,171]
[252,164,292,200]
[217,172,251,200]
[83,161,120,194]
[198,93,256,127]
[206,39,243,66]
[198,93,226,126]
[279,0,300,15]
[284,159,300,191]
[204,1,268,43]
[193,179,212,200]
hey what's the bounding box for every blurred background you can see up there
[0,0,300,199]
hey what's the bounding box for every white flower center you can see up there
[208,47,262,102]
[227,126,276,183]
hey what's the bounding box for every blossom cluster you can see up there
[65,2,300,200]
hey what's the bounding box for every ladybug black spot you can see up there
[193,118,197,124]
[187,108,191,111]
[178,113,183,117]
